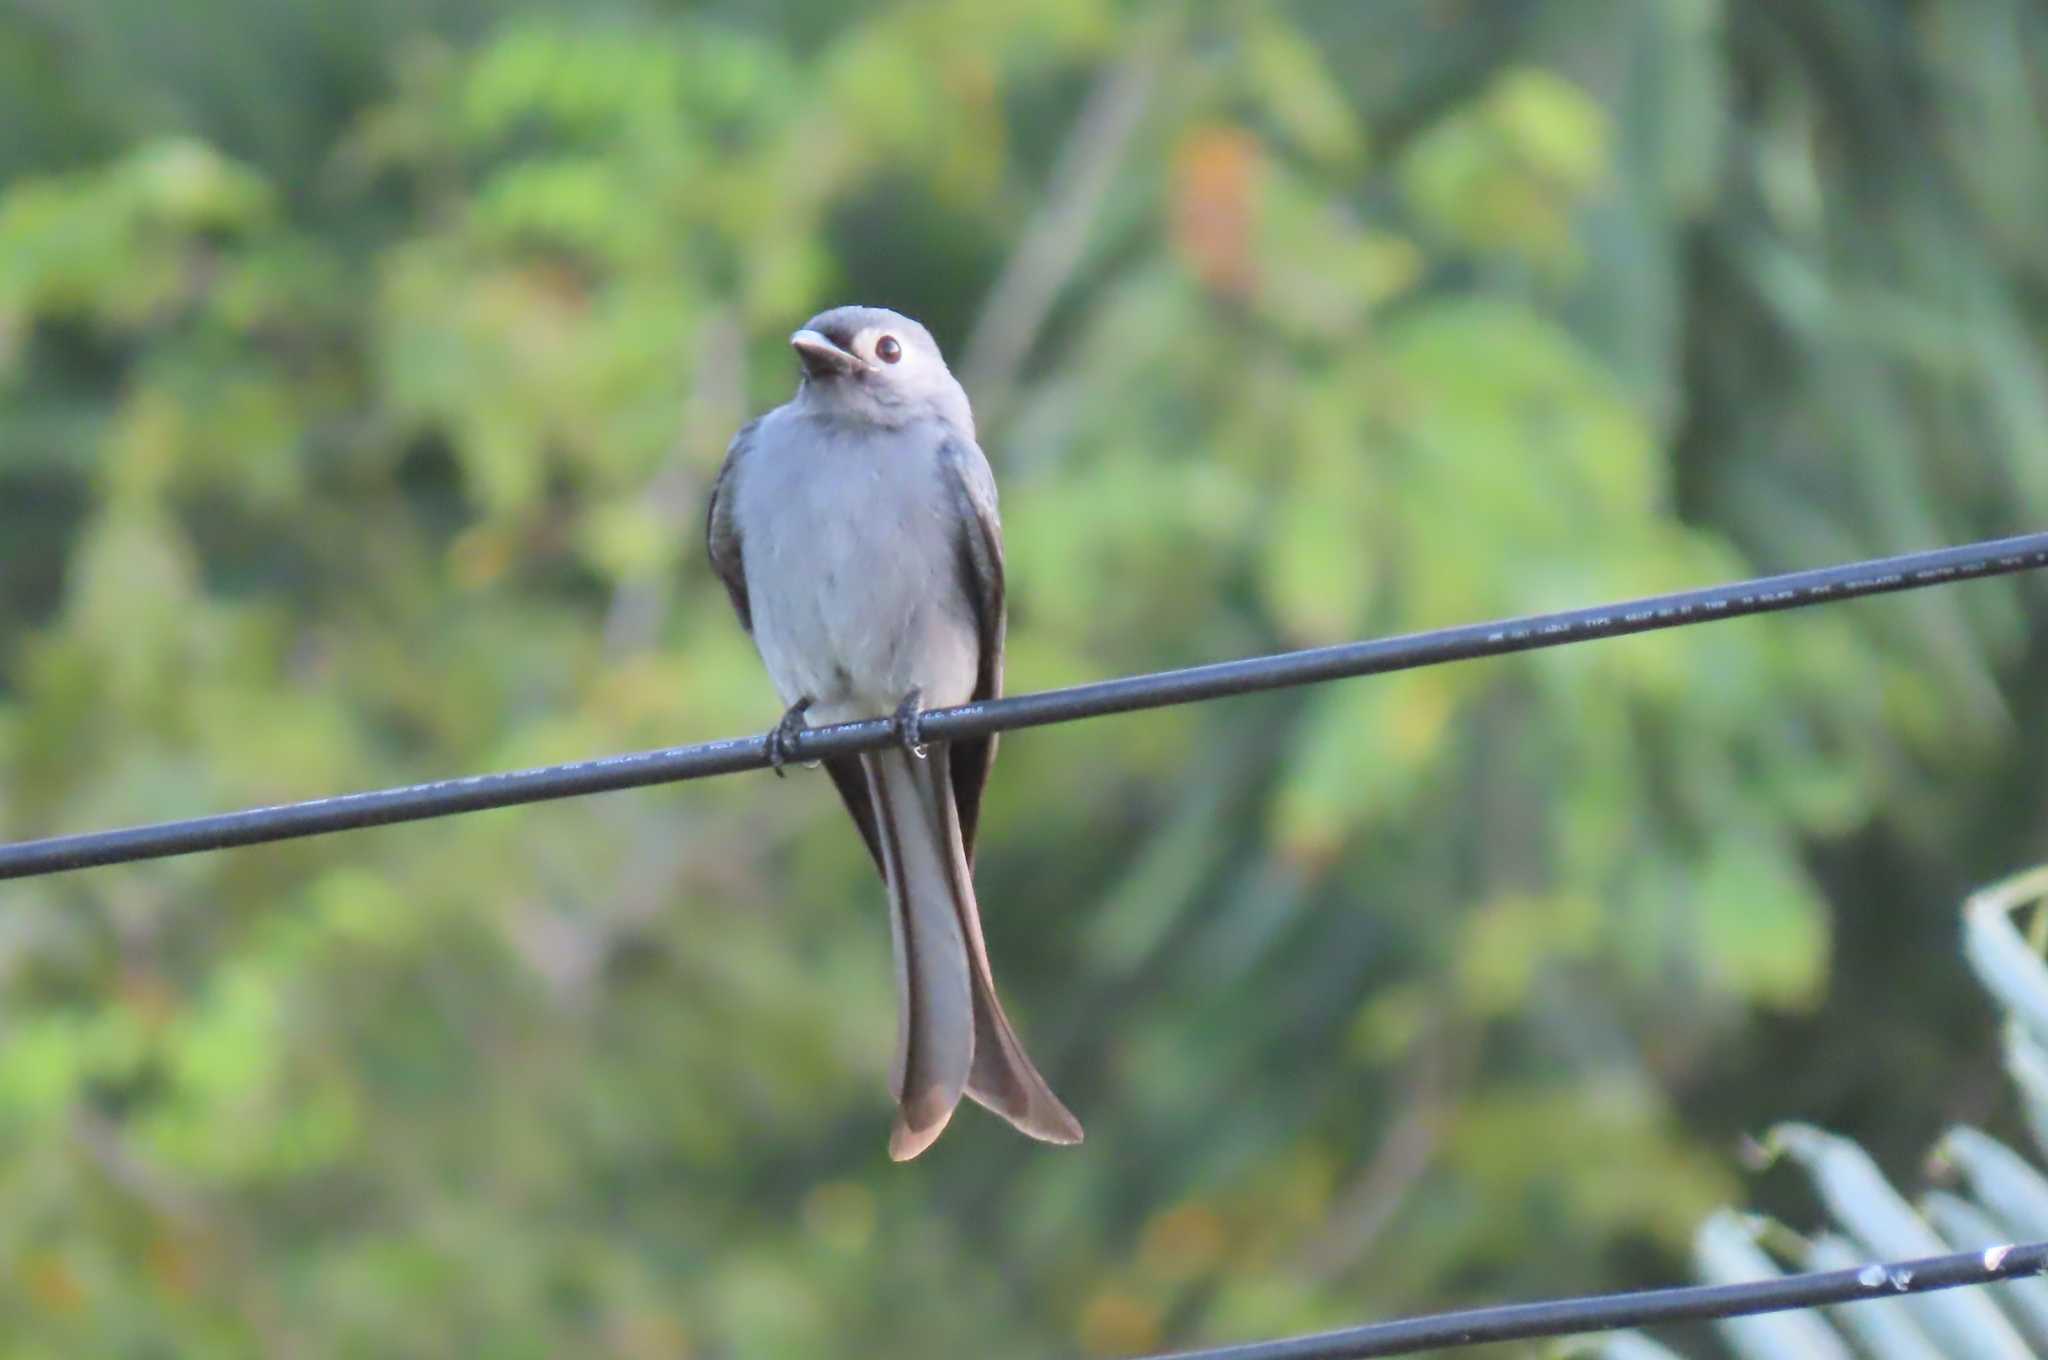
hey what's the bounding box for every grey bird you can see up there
[705,304,1083,1160]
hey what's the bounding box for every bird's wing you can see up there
[938,432,1006,863]
[823,759,887,878]
[710,415,889,873]
[704,417,759,632]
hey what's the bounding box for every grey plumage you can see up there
[706,305,1082,1160]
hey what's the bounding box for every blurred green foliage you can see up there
[1,0,2046,1355]
[1593,868,2048,1359]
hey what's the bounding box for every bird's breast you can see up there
[736,420,979,723]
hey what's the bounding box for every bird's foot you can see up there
[893,688,928,759]
[766,697,814,777]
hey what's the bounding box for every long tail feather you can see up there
[866,748,974,1160]
[865,744,1082,1159]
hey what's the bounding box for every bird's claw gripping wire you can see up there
[893,688,927,757]
[766,697,813,776]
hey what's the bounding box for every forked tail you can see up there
[863,746,1083,1160]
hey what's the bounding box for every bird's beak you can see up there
[791,328,864,379]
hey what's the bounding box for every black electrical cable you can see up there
[1135,1239,2048,1358]
[3,531,2045,881]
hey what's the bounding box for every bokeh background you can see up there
[2,1,2046,1355]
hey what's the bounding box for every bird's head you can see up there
[789,305,973,434]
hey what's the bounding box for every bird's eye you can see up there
[876,335,902,364]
